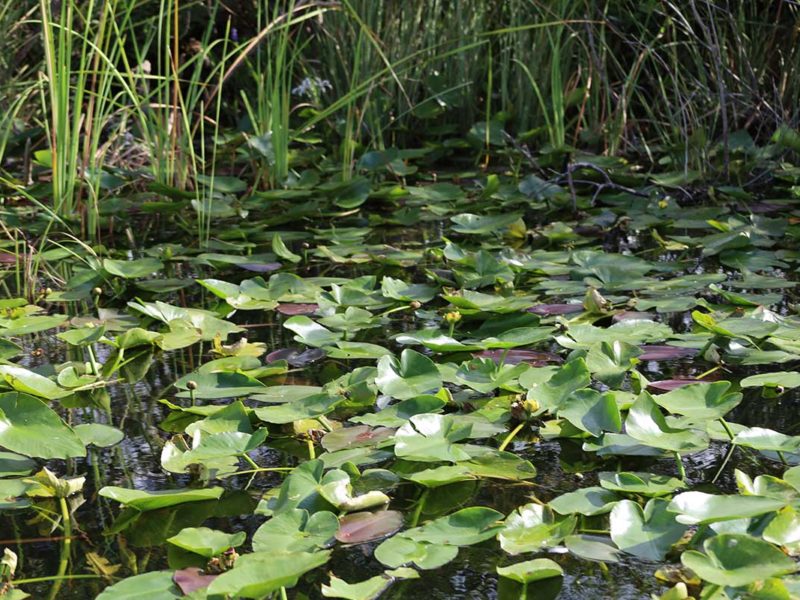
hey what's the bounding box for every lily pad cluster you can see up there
[2,161,800,598]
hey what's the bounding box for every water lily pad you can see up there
[652,382,742,420]
[95,571,182,599]
[0,365,70,399]
[598,472,686,496]
[321,574,392,600]
[496,558,563,583]
[394,414,472,462]
[667,492,786,525]
[741,371,800,390]
[564,535,621,563]
[610,499,687,560]
[350,395,446,428]
[374,536,458,570]
[625,392,709,453]
[403,506,504,546]
[499,504,576,554]
[549,487,619,516]
[252,509,338,553]
[172,568,218,595]
[206,550,331,598]
[681,534,797,587]
[376,349,442,400]
[0,392,85,459]
[74,423,124,447]
[336,510,405,544]
[99,486,224,511]
[167,527,246,558]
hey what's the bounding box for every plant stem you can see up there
[498,422,526,452]
[307,438,316,460]
[47,497,72,600]
[15,574,100,585]
[711,443,736,484]
[409,488,429,527]
[674,452,686,481]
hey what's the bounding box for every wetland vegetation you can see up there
[2,1,800,598]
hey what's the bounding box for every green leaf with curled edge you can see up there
[681,534,797,587]
[376,349,442,400]
[625,392,709,453]
[667,492,786,525]
[394,414,472,463]
[610,499,687,561]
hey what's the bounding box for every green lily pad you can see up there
[206,550,331,598]
[394,414,472,463]
[99,486,224,511]
[610,499,687,560]
[252,509,338,553]
[167,527,246,558]
[0,365,70,399]
[496,558,563,583]
[0,392,85,459]
[376,350,442,400]
[499,503,576,554]
[625,392,709,453]
[681,534,797,587]
[95,571,182,599]
[668,492,786,525]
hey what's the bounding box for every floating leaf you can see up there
[336,511,404,544]
[610,499,687,560]
[376,350,442,400]
[206,551,331,598]
[394,414,472,463]
[668,492,786,525]
[681,534,797,587]
[99,486,224,511]
[95,571,183,599]
[496,558,563,583]
[0,392,85,459]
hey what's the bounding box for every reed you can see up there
[0,0,797,244]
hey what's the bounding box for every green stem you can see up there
[47,497,72,600]
[307,438,316,460]
[86,344,100,376]
[15,574,100,585]
[409,488,429,527]
[711,443,736,484]
[718,418,735,441]
[498,422,526,452]
[280,586,288,600]
[242,453,259,470]
[674,452,686,481]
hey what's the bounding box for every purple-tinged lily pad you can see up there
[474,349,562,366]
[266,347,326,367]
[647,379,700,392]
[237,262,282,273]
[336,510,404,544]
[276,303,319,316]
[173,568,218,594]
[639,345,698,361]
[527,304,583,316]
[322,425,396,452]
